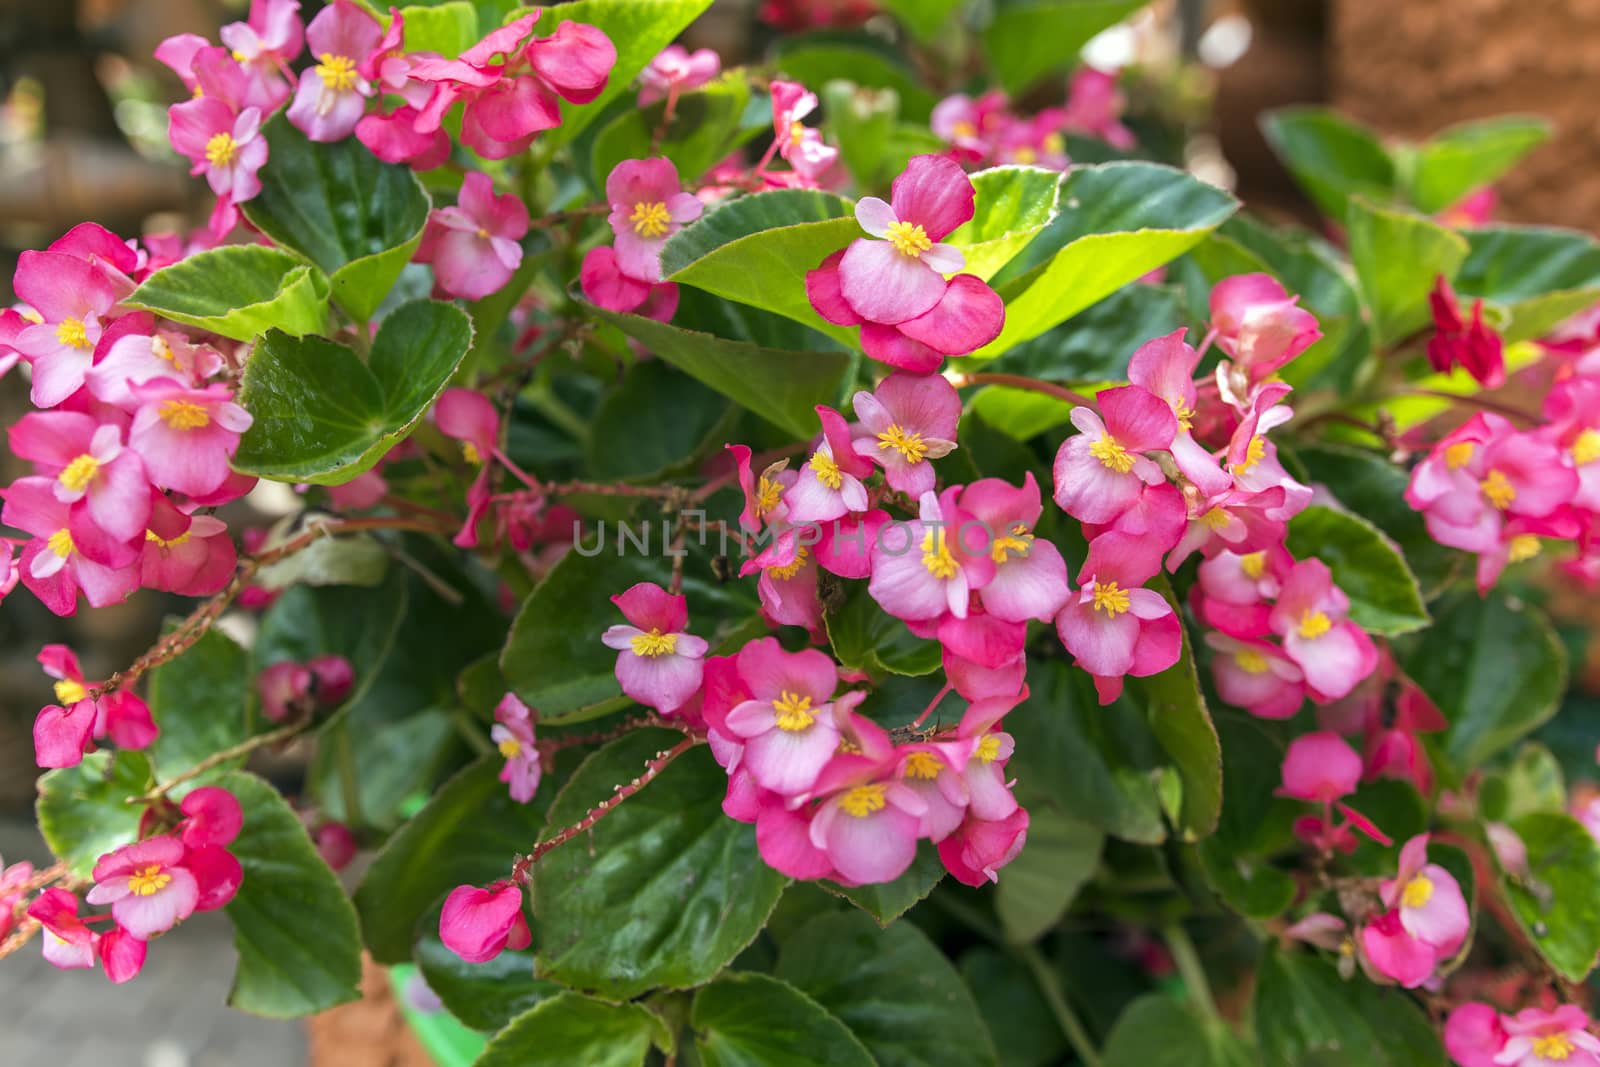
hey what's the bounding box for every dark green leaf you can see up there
[981,0,1149,95]
[1259,107,1396,220]
[957,948,1066,1067]
[147,628,253,780]
[221,770,363,1017]
[1103,994,1259,1067]
[1284,505,1429,636]
[587,360,731,480]
[1407,116,1550,215]
[534,730,787,999]
[1452,225,1600,343]
[825,580,944,679]
[1198,838,1296,919]
[37,750,152,879]
[971,281,1185,383]
[473,991,670,1067]
[1504,812,1600,982]
[994,808,1102,942]
[1253,948,1446,1067]
[776,909,999,1067]
[692,971,877,1067]
[1346,197,1469,345]
[415,931,560,1034]
[126,245,329,342]
[233,299,473,484]
[825,843,946,924]
[771,32,938,120]
[241,113,430,321]
[591,72,755,185]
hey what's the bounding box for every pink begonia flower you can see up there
[723,637,843,796]
[356,103,453,169]
[943,619,1027,702]
[814,508,888,579]
[218,0,304,110]
[728,444,795,534]
[439,881,531,963]
[98,925,148,984]
[436,387,499,466]
[1360,908,1440,988]
[958,473,1070,623]
[578,245,681,320]
[1081,480,1188,581]
[1427,276,1505,388]
[1126,329,1232,498]
[638,45,720,106]
[286,1,383,142]
[1498,1006,1600,1067]
[896,743,969,843]
[1204,631,1304,719]
[938,807,1030,886]
[178,786,243,849]
[1380,834,1470,956]
[840,155,971,324]
[1166,484,1288,572]
[154,33,211,94]
[0,855,36,941]
[492,693,542,803]
[12,249,122,408]
[1,476,139,615]
[86,328,220,408]
[27,888,98,970]
[1052,385,1177,524]
[850,371,959,497]
[1444,1003,1509,1067]
[601,582,708,714]
[757,539,823,632]
[870,487,997,622]
[48,221,140,294]
[258,660,313,722]
[8,412,149,562]
[1192,545,1287,638]
[991,108,1069,170]
[1060,66,1135,149]
[184,845,244,912]
[141,496,237,597]
[794,710,926,884]
[1544,377,1600,510]
[417,172,529,300]
[86,836,200,940]
[168,101,269,232]
[756,793,835,880]
[127,380,253,497]
[1268,559,1378,703]
[1209,273,1322,387]
[787,405,874,524]
[605,158,703,283]
[768,80,838,181]
[1055,532,1181,703]
[316,822,358,871]
[1223,384,1312,520]
[1278,731,1362,802]
[33,698,97,769]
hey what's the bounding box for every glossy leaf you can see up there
[587,360,731,480]
[975,163,1237,358]
[145,627,254,781]
[415,931,560,1034]
[534,730,787,999]
[1452,225,1600,343]
[233,299,473,484]
[1504,813,1600,982]
[1407,116,1551,215]
[474,992,670,1067]
[1285,505,1429,636]
[1347,197,1469,345]
[957,949,1066,1067]
[776,909,1000,1067]
[1399,589,1566,771]
[826,580,944,679]
[1135,577,1223,839]
[126,245,328,342]
[945,165,1063,281]
[692,972,877,1067]
[994,808,1102,942]
[1259,107,1396,220]
[825,843,946,925]
[221,770,363,1017]
[1253,948,1446,1067]
[980,0,1149,95]
[1103,994,1258,1067]
[397,2,479,56]
[37,750,152,879]
[241,114,430,322]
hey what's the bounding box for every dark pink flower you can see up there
[27,888,98,970]
[439,880,529,963]
[8,412,150,564]
[1268,559,1378,703]
[1204,631,1304,719]
[938,807,1029,886]
[492,693,541,803]
[1,477,139,615]
[141,495,237,597]
[1427,276,1505,388]
[1054,532,1180,703]
[786,405,874,524]
[723,637,842,797]
[601,582,708,714]
[1278,732,1362,802]
[850,372,959,497]
[178,786,243,849]
[958,474,1070,623]
[258,660,312,722]
[315,822,358,871]
[605,158,702,283]
[285,1,382,142]
[11,249,122,408]
[86,836,200,940]
[98,924,148,984]
[1443,1003,1507,1067]
[1060,66,1135,149]
[1052,385,1177,525]
[417,172,529,300]
[33,698,97,769]
[1210,273,1321,386]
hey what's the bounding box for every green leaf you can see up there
[1407,116,1550,215]
[501,527,759,721]
[587,360,731,480]
[581,286,849,440]
[1200,715,1297,918]
[1198,837,1296,919]
[1500,742,1569,819]
[591,72,755,185]
[1452,225,1600,343]
[233,299,473,484]
[945,165,1063,281]
[1136,577,1222,839]
[1103,994,1259,1067]
[527,0,716,149]
[126,245,329,342]
[825,843,946,924]
[975,162,1237,358]
[971,280,1185,382]
[416,932,561,1033]
[534,730,787,999]
[240,114,431,322]
[981,0,1149,95]
[251,522,391,591]
[1284,505,1429,636]
[1346,197,1469,345]
[772,32,938,120]
[147,627,253,780]
[777,909,1000,1067]
[473,992,669,1067]
[1259,107,1396,220]
[1399,589,1566,771]
[820,80,900,189]
[663,188,861,343]
[37,750,152,879]
[221,770,363,1017]
[958,948,1067,1067]
[1253,948,1446,1067]
[966,386,1076,441]
[994,809,1102,942]
[253,569,409,717]
[398,1,479,56]
[879,0,966,39]
[354,756,554,963]
[692,972,877,1067]
[825,580,943,678]
[1293,445,1458,596]
[1504,812,1600,982]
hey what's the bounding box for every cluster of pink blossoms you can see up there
[932,67,1136,170]
[25,787,245,983]
[1447,1004,1600,1067]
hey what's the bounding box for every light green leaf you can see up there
[880,0,966,39]
[1284,505,1429,636]
[126,245,329,342]
[37,750,153,879]
[692,972,877,1067]
[474,992,669,1067]
[1407,115,1550,215]
[534,730,788,999]
[1134,576,1222,839]
[240,114,431,322]
[1452,225,1600,343]
[1253,948,1446,1067]
[945,165,1063,281]
[981,0,1149,95]
[233,299,473,484]
[967,386,1077,441]
[398,2,479,56]
[994,809,1102,942]
[1504,812,1600,982]
[1260,107,1396,220]
[147,628,253,781]
[222,770,363,1017]
[1346,197,1469,345]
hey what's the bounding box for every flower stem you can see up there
[1162,921,1219,1021]
[139,720,311,802]
[1018,943,1106,1067]
[333,722,365,829]
[950,373,1099,410]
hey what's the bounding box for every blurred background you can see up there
[1,0,1597,1063]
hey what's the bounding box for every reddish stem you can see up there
[951,373,1099,410]
[912,683,954,729]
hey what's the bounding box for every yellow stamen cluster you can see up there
[159,400,211,430]
[56,318,90,350]
[885,220,932,258]
[54,679,88,706]
[808,451,842,490]
[462,441,484,466]
[1533,1034,1576,1061]
[498,737,522,759]
[1232,435,1266,473]
[315,53,359,92]
[145,528,193,550]
[1400,874,1434,909]
[772,690,816,732]
[1091,581,1131,616]
[975,734,1002,763]
[921,528,959,579]
[129,864,173,897]
[1297,611,1332,639]
[1573,429,1600,466]
[901,751,942,779]
[630,628,678,658]
[839,783,887,817]
[47,528,74,558]
[767,545,809,582]
[877,423,929,463]
[1239,551,1268,580]
[1235,648,1270,675]
[1089,435,1135,474]
[1508,534,1542,563]
[990,523,1034,564]
[1480,468,1516,510]
[630,200,672,238]
[205,131,237,168]
[58,454,100,493]
[755,476,783,517]
[1444,441,1476,470]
